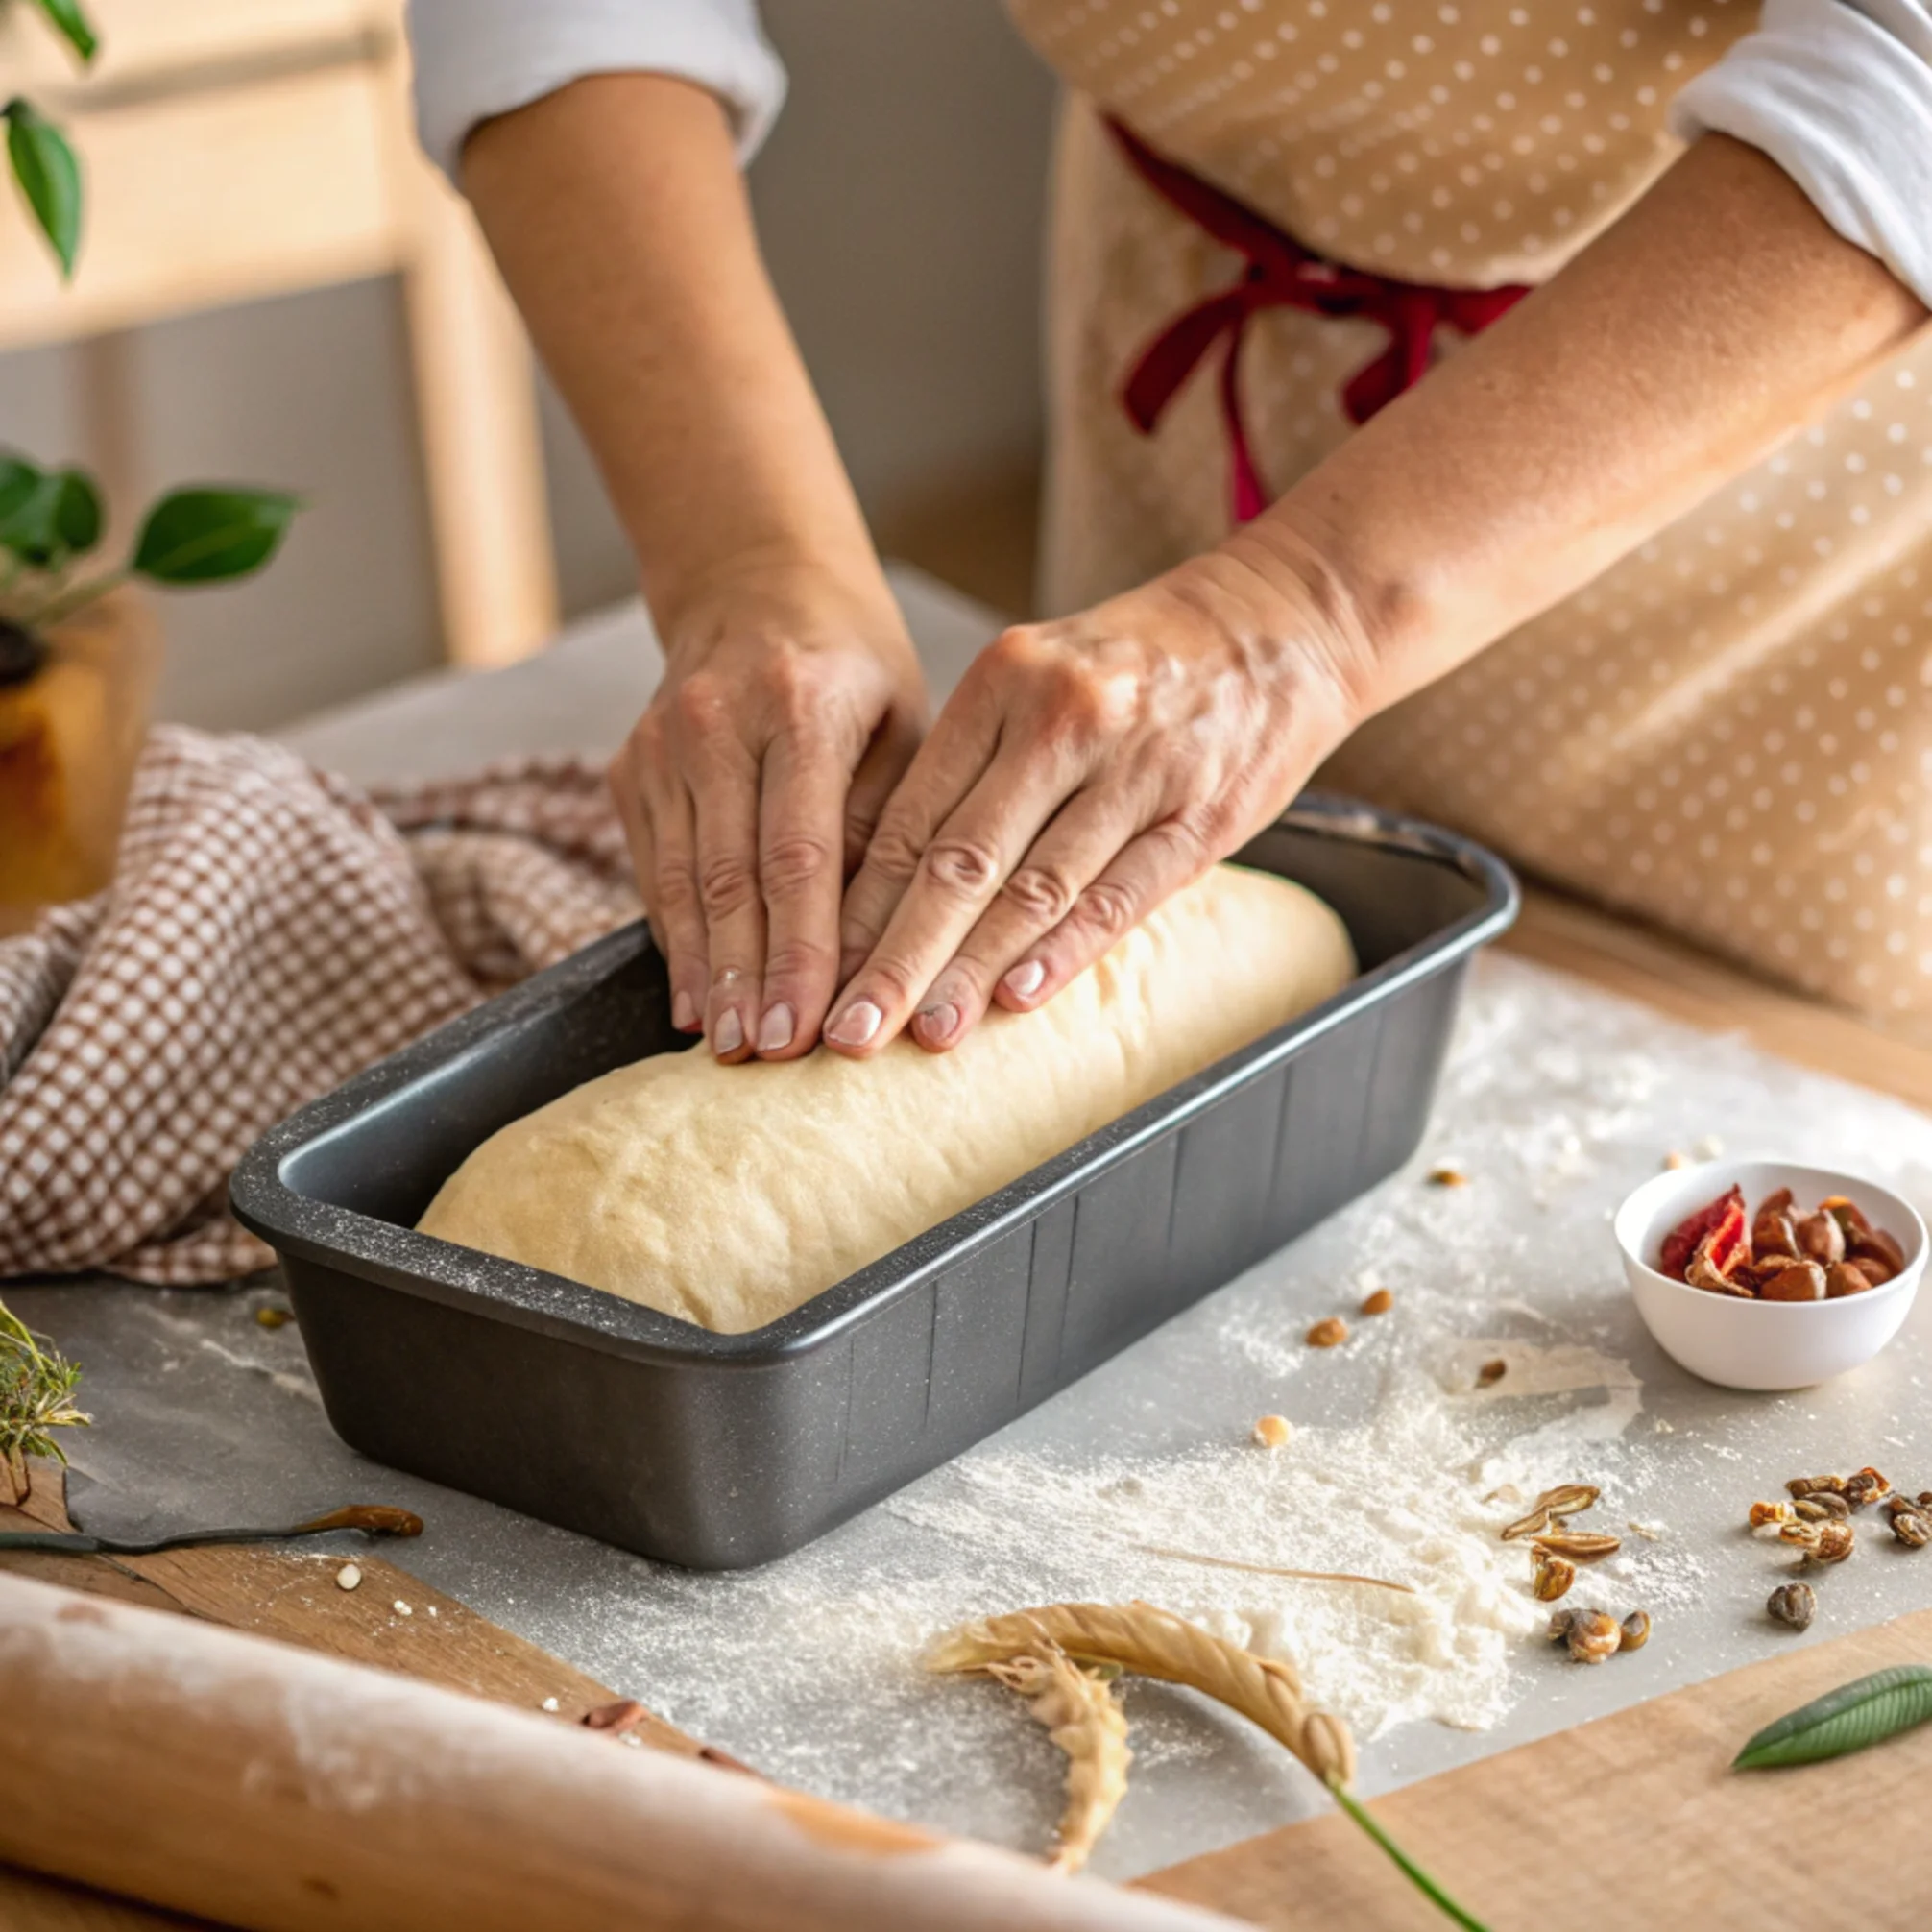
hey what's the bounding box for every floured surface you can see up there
[16,952,1932,1880]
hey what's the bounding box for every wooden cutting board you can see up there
[1139,1604,1932,1929]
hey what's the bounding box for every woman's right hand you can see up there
[610,562,928,1063]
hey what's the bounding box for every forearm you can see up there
[1236,133,1928,716]
[461,73,888,637]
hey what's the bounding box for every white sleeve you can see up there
[405,0,787,184]
[1668,0,1932,306]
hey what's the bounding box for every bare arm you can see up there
[828,133,1927,1058]
[464,74,926,1060]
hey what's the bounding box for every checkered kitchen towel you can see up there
[1,725,639,1284]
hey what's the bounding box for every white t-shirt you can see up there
[405,0,1932,305]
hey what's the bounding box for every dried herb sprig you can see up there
[930,1601,1490,1930]
[0,1298,88,1498]
[1734,1664,1932,1770]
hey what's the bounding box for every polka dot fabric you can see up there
[0,728,639,1285]
[1026,7,1932,1015]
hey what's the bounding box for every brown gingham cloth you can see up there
[0,725,640,1285]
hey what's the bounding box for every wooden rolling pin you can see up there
[0,1572,1239,1932]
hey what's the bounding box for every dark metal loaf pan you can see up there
[230,794,1516,1570]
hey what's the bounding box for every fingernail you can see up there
[826,1000,881,1048]
[758,1002,794,1052]
[914,1001,960,1047]
[672,989,698,1030]
[713,1008,744,1055]
[1002,960,1046,1001]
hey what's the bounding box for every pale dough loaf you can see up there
[417,864,1354,1333]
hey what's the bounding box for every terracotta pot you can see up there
[0,592,158,934]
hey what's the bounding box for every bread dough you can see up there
[418,865,1354,1332]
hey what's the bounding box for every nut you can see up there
[1792,1498,1835,1522]
[1252,1413,1293,1449]
[1751,1190,1798,1257]
[1532,1531,1622,1564]
[1306,1316,1348,1349]
[1749,1500,1796,1529]
[335,1563,361,1592]
[1360,1287,1394,1316]
[1564,1608,1622,1665]
[1794,1209,1847,1267]
[1844,1466,1892,1510]
[1476,1358,1508,1388]
[1767,1582,1816,1631]
[1806,1489,1850,1519]
[1427,1166,1469,1188]
[1618,1609,1653,1653]
[1532,1549,1577,1602]
[1760,1260,1827,1303]
[1826,1261,1875,1298]
[1894,1510,1932,1549]
[1785,1474,1848,1499]
[1805,1521,1856,1567]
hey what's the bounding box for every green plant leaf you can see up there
[30,0,98,64]
[0,455,42,526]
[133,488,301,584]
[51,467,101,554]
[1326,1777,1491,1931]
[4,99,81,278]
[1734,1664,1932,1770]
[0,465,101,567]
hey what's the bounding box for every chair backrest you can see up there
[0,0,559,668]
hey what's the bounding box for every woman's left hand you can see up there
[821,544,1369,1056]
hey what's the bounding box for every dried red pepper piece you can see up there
[1659,1185,1745,1279]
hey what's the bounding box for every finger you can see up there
[612,737,708,1033]
[904,785,1137,1052]
[824,749,1073,1056]
[682,724,766,1063]
[835,695,1002,989]
[751,733,847,1059]
[992,818,1212,1017]
[840,706,924,879]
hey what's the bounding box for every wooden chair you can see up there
[0,0,557,668]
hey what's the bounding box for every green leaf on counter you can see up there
[30,0,98,64]
[4,98,81,277]
[1734,1664,1932,1770]
[133,487,301,584]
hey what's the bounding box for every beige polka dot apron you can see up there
[1008,0,1932,1018]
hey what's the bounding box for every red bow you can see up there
[1106,117,1528,523]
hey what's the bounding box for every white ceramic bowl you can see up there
[1615,1158,1925,1391]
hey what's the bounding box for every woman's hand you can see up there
[821,542,1368,1057]
[611,564,927,1061]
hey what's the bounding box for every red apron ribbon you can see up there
[1106,116,1529,522]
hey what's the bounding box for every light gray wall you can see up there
[0,2,1055,733]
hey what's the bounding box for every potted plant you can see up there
[0,458,299,928]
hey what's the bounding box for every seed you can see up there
[1826,1261,1873,1299]
[1804,1521,1856,1567]
[1565,1609,1622,1665]
[1252,1413,1293,1449]
[1792,1498,1834,1522]
[1767,1582,1816,1631]
[541,1696,561,1713]
[394,1600,414,1616]
[1808,1490,1850,1519]
[1427,1166,1469,1188]
[1786,1474,1847,1499]
[1361,1287,1394,1316]
[1749,1500,1796,1529]
[1619,1610,1653,1653]
[1894,1511,1931,1549]
[335,1562,361,1591]
[1501,1507,1552,1543]
[1760,1260,1826,1302]
[254,1305,292,1330]
[1532,1531,1622,1563]
[1662,1150,1690,1171]
[1535,1484,1601,1519]
[1844,1466,1892,1509]
[1920,1492,1932,1509]
[1532,1549,1576,1602]
[1476,1358,1508,1389]
[1546,1609,1578,1642]
[1306,1316,1348,1349]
